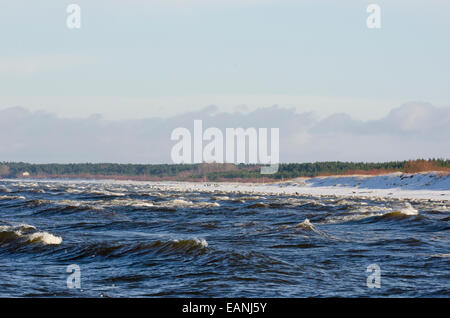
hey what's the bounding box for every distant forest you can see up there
[0,159,449,182]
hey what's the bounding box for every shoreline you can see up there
[2,172,450,201]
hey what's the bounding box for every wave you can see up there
[23,196,221,213]
[430,253,450,258]
[380,211,420,220]
[195,202,220,208]
[0,224,62,245]
[269,243,319,249]
[398,203,419,215]
[211,196,230,201]
[321,203,421,225]
[323,211,420,225]
[0,195,26,201]
[28,199,103,215]
[379,204,421,220]
[26,232,63,245]
[246,202,267,209]
[295,218,316,231]
[0,186,11,193]
[292,219,343,241]
[62,237,209,260]
[104,198,154,208]
[239,196,265,201]
[30,198,155,211]
[320,212,385,225]
[297,201,328,210]
[155,199,220,209]
[86,190,126,197]
[368,237,424,247]
[152,238,208,253]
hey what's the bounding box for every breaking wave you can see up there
[0,224,62,245]
[291,219,343,241]
[398,203,419,215]
[320,203,421,225]
[26,232,63,245]
[295,218,316,230]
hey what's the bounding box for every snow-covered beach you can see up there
[152,172,450,201]
[5,172,450,201]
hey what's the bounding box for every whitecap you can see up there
[193,238,208,248]
[430,253,450,258]
[26,232,63,245]
[171,199,193,205]
[195,202,220,208]
[295,218,316,231]
[399,202,419,215]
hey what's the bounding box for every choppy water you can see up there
[0,180,449,297]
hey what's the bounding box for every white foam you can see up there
[0,223,63,245]
[26,232,63,245]
[0,195,26,200]
[158,199,219,208]
[172,237,208,248]
[196,202,220,208]
[130,201,154,207]
[0,225,11,232]
[0,223,37,232]
[321,212,384,224]
[296,218,315,230]
[194,238,208,248]
[17,224,37,231]
[430,253,450,258]
[212,196,230,201]
[399,203,419,215]
[171,199,193,205]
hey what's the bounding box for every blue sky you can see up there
[0,1,449,163]
[1,0,449,120]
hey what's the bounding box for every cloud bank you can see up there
[0,102,449,163]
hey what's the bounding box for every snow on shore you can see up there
[159,172,450,201]
[5,172,450,201]
[296,172,450,191]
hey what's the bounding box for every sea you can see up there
[0,179,448,297]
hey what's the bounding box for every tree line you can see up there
[0,159,449,181]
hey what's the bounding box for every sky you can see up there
[1,102,449,163]
[0,0,449,163]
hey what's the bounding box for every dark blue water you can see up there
[0,180,448,297]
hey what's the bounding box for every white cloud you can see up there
[0,94,406,121]
[0,102,448,163]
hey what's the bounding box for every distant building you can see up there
[22,172,30,177]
